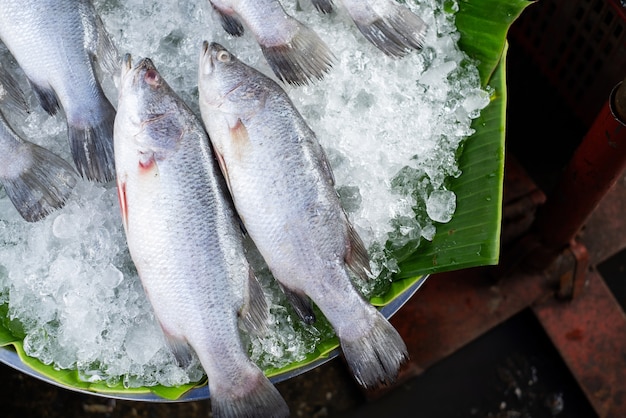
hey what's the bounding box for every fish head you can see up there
[198,41,267,116]
[118,54,178,116]
[115,54,186,174]
[116,53,184,147]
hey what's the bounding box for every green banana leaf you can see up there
[0,0,532,401]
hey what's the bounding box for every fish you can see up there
[312,0,428,58]
[114,54,289,418]
[198,42,408,389]
[208,0,335,86]
[0,65,77,222]
[0,0,119,182]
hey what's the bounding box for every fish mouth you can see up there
[121,55,159,89]
[200,40,216,75]
[200,41,231,75]
[137,58,156,71]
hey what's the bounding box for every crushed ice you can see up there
[0,0,490,388]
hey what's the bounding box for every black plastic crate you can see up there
[510,0,626,127]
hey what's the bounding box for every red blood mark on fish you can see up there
[116,180,128,230]
[139,153,156,172]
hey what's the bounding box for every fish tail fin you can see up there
[260,21,335,86]
[311,0,335,14]
[67,101,116,183]
[2,141,77,222]
[350,1,427,58]
[211,368,289,418]
[340,309,408,389]
[209,2,245,36]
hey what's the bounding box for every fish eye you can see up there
[217,50,231,63]
[145,69,160,86]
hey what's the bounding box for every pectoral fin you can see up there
[214,146,233,201]
[230,117,250,156]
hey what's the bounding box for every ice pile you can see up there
[0,0,490,389]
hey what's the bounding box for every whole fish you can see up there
[312,0,427,58]
[0,0,118,182]
[208,0,335,86]
[114,54,288,418]
[0,65,77,222]
[198,42,408,389]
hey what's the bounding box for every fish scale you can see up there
[0,0,117,182]
[114,55,288,418]
[198,41,407,390]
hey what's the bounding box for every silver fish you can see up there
[312,0,427,58]
[208,0,335,86]
[114,54,288,418]
[0,0,118,182]
[198,42,408,389]
[0,65,77,222]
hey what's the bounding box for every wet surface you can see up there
[0,9,618,418]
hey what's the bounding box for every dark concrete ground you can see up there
[0,7,622,418]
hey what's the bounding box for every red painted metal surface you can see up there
[533,270,626,418]
[391,267,551,373]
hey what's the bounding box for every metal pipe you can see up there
[524,77,626,271]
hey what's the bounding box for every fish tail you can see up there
[340,309,408,389]
[2,142,77,222]
[67,101,116,182]
[351,1,427,58]
[211,370,289,418]
[260,21,335,86]
[311,0,335,14]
